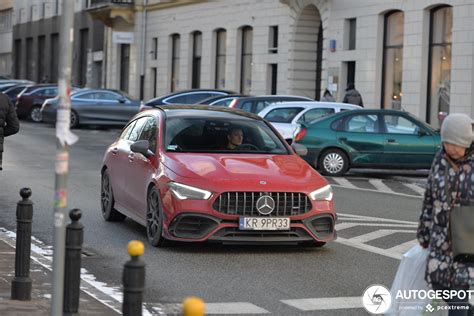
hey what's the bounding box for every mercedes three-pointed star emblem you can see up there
[255,195,275,215]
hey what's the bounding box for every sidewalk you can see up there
[0,236,120,315]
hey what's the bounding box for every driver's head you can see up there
[227,127,243,149]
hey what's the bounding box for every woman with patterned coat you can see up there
[417,113,474,316]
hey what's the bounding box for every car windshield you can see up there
[165,117,289,154]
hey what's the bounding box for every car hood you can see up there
[163,153,326,191]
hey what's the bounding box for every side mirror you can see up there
[417,129,429,137]
[130,140,154,158]
[291,143,308,156]
[118,97,126,103]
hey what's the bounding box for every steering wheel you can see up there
[236,143,259,151]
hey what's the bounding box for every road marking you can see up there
[368,179,395,193]
[146,302,269,315]
[403,183,426,195]
[338,222,416,228]
[281,296,362,311]
[351,229,415,243]
[338,213,418,226]
[332,183,423,199]
[330,177,358,189]
[386,239,419,254]
[334,223,359,230]
[335,237,402,260]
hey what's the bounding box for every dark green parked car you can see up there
[295,109,441,176]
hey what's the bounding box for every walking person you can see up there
[0,92,20,171]
[417,113,474,316]
[342,83,364,107]
[321,89,335,102]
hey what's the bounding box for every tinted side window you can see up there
[166,93,217,104]
[255,101,269,113]
[241,101,253,112]
[128,117,148,141]
[211,98,232,107]
[138,117,158,152]
[100,92,121,101]
[120,120,137,140]
[344,115,378,133]
[300,108,335,123]
[74,92,95,100]
[383,115,419,135]
[264,107,304,123]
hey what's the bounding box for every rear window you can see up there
[264,107,304,123]
[164,117,289,154]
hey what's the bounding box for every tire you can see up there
[318,148,349,176]
[146,187,168,247]
[70,110,79,129]
[29,106,43,123]
[101,170,126,222]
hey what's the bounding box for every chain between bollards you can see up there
[63,209,84,315]
[122,240,146,316]
[11,188,33,301]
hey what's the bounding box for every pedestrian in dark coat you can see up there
[0,92,20,170]
[417,113,473,316]
[321,89,336,102]
[342,83,364,107]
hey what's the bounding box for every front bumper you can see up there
[161,193,337,244]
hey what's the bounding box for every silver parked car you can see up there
[41,89,140,128]
[257,101,362,142]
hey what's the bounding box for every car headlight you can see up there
[168,182,212,200]
[309,185,333,201]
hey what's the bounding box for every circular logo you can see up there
[255,195,275,215]
[362,284,392,314]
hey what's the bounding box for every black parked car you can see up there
[230,95,313,113]
[141,89,235,110]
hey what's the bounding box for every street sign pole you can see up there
[51,1,76,315]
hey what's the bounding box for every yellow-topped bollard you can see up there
[123,240,146,316]
[128,240,145,257]
[183,296,205,316]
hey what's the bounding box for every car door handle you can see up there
[386,139,397,143]
[111,148,118,155]
[338,137,347,142]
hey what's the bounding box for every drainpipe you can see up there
[139,0,148,100]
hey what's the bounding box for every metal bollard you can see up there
[183,296,206,316]
[11,188,33,301]
[63,209,84,315]
[122,240,145,316]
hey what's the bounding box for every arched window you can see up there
[382,11,404,109]
[240,26,253,94]
[170,34,180,92]
[191,31,202,89]
[427,5,452,125]
[215,29,226,89]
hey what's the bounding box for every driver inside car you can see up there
[226,127,244,149]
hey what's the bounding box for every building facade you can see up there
[0,0,14,77]
[81,0,474,126]
[13,0,106,88]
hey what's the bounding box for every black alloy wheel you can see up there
[70,110,79,129]
[146,187,168,247]
[29,106,43,123]
[101,170,126,221]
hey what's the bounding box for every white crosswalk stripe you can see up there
[403,182,427,195]
[368,179,395,193]
[330,177,358,189]
[281,296,363,311]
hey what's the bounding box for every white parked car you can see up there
[257,101,362,141]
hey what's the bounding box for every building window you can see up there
[55,0,60,15]
[50,33,59,82]
[37,36,46,82]
[346,61,356,86]
[269,25,278,54]
[26,38,33,80]
[14,39,21,78]
[151,37,158,60]
[42,3,47,19]
[345,18,356,50]
[240,26,253,94]
[427,6,452,125]
[170,34,180,92]
[120,44,130,92]
[382,11,404,110]
[151,67,157,98]
[79,28,89,87]
[215,29,226,89]
[30,5,35,22]
[268,64,277,95]
[0,10,12,33]
[191,31,202,89]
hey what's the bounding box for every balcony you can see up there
[86,0,135,27]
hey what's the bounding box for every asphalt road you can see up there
[0,122,428,315]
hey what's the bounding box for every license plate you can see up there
[239,217,290,230]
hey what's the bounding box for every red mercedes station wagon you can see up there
[101,106,337,247]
